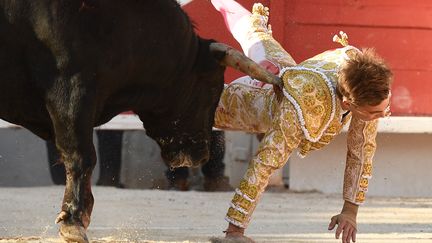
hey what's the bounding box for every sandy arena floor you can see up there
[0,186,431,243]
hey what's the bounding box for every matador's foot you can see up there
[56,211,89,243]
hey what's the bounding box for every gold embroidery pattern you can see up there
[320,135,333,143]
[281,69,334,141]
[356,191,365,203]
[239,179,259,200]
[214,82,276,133]
[227,207,246,223]
[298,98,347,157]
[303,46,359,83]
[362,163,373,178]
[298,140,312,157]
[232,194,253,212]
[343,116,378,204]
[262,38,297,68]
[359,178,369,190]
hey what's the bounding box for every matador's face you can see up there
[348,94,392,121]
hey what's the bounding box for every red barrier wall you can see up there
[184,0,432,116]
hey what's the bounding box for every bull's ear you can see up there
[210,43,282,87]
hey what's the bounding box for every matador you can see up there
[211,1,393,242]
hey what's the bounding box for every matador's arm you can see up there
[343,116,379,205]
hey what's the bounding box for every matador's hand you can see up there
[328,201,358,243]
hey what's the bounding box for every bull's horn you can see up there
[210,42,282,86]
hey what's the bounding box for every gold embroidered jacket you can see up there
[214,48,378,228]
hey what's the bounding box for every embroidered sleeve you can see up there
[225,100,303,228]
[343,116,378,205]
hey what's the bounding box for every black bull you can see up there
[0,0,280,242]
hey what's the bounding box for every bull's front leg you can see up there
[47,77,97,243]
[55,140,96,243]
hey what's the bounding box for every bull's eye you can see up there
[157,138,166,146]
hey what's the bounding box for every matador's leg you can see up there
[211,0,296,75]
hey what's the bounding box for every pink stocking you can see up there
[211,0,251,34]
[211,0,280,75]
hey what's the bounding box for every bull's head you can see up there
[145,41,282,170]
[155,131,212,170]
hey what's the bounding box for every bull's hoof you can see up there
[59,223,89,243]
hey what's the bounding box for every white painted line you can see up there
[1,116,432,133]
[177,0,193,6]
[95,114,143,130]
